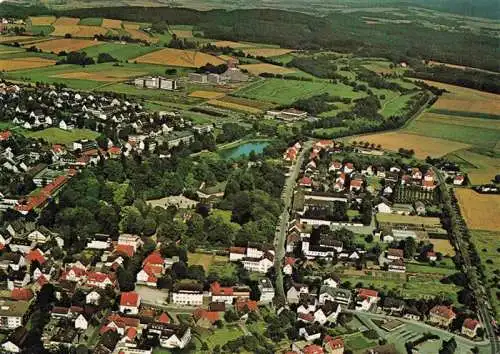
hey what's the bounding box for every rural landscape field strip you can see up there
[0,57,56,71]
[455,189,500,231]
[238,63,296,76]
[133,48,224,67]
[31,38,102,53]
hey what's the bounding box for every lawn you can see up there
[200,325,244,348]
[81,43,161,61]
[405,262,456,276]
[235,78,366,105]
[24,127,99,145]
[470,230,500,321]
[188,252,229,271]
[344,333,376,351]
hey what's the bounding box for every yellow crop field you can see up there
[429,239,455,257]
[172,30,193,38]
[207,99,262,114]
[239,63,296,76]
[189,91,226,99]
[455,189,500,231]
[242,48,293,57]
[51,25,108,38]
[29,16,56,25]
[123,22,141,30]
[31,38,101,53]
[125,29,158,43]
[0,57,56,71]
[102,19,122,29]
[351,132,470,158]
[0,36,36,43]
[212,40,252,48]
[134,48,224,68]
[54,17,80,26]
[423,80,500,115]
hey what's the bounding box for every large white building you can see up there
[134,76,178,91]
[0,300,29,329]
[171,288,203,306]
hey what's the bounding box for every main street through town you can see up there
[274,140,312,301]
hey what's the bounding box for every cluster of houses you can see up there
[188,66,249,85]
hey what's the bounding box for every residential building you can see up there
[324,335,344,354]
[355,289,379,311]
[0,300,29,329]
[429,305,456,327]
[144,323,191,349]
[120,292,141,315]
[171,283,203,306]
[461,318,480,338]
[258,278,275,304]
[319,286,351,307]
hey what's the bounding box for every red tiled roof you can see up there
[430,305,455,320]
[193,308,219,323]
[87,272,113,284]
[108,146,121,155]
[303,344,324,354]
[26,249,46,264]
[11,288,34,301]
[125,327,137,340]
[142,251,164,267]
[463,318,480,330]
[210,282,233,296]
[388,248,404,258]
[324,335,344,350]
[229,247,246,254]
[156,312,170,324]
[284,257,296,266]
[0,131,12,141]
[114,244,135,258]
[299,312,314,322]
[300,177,312,186]
[350,179,363,187]
[120,292,140,307]
[235,299,258,312]
[358,288,378,299]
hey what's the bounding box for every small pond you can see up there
[219,141,270,159]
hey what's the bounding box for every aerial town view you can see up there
[0,0,498,353]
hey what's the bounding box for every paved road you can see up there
[273,140,312,301]
[434,168,500,354]
[346,309,490,349]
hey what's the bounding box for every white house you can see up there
[171,290,203,306]
[75,314,88,330]
[86,291,101,305]
[376,202,392,214]
[120,292,141,315]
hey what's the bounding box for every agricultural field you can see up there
[53,17,80,26]
[455,189,500,231]
[424,80,500,116]
[429,239,455,257]
[0,36,36,44]
[470,230,500,321]
[376,214,441,227]
[29,16,56,26]
[446,149,500,185]
[189,91,225,99]
[0,57,56,71]
[380,93,417,117]
[24,127,99,145]
[242,48,293,57]
[236,78,364,105]
[125,29,158,43]
[81,43,160,61]
[171,30,193,38]
[238,63,296,76]
[31,38,102,53]
[405,112,500,150]
[51,25,108,37]
[133,48,224,68]
[101,18,122,29]
[207,99,262,114]
[349,132,470,159]
[211,40,251,48]
[78,18,103,26]
[123,22,142,30]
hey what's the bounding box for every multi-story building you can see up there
[171,283,204,306]
[0,300,29,329]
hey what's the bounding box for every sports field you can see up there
[236,78,364,105]
[0,57,56,71]
[133,48,224,67]
[238,63,296,76]
[24,127,99,145]
[455,188,500,231]
[32,38,101,53]
[350,132,470,158]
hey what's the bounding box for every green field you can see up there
[380,93,416,117]
[200,325,244,348]
[78,17,103,26]
[345,333,376,351]
[24,127,100,145]
[82,43,161,61]
[29,25,54,35]
[470,230,500,321]
[235,78,366,105]
[404,111,500,150]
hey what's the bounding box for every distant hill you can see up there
[411,0,499,19]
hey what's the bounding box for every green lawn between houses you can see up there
[24,127,100,145]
